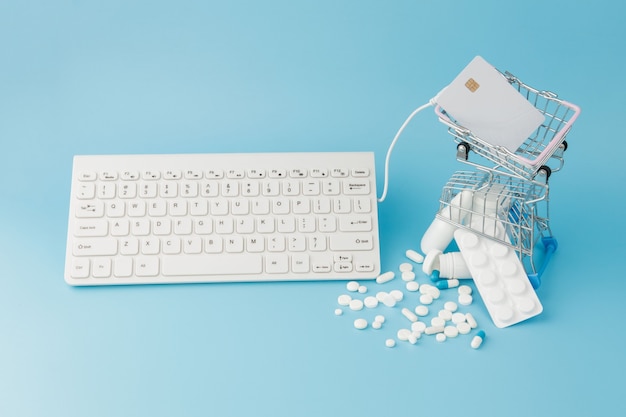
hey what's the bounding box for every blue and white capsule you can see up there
[436,278,460,289]
[471,330,486,349]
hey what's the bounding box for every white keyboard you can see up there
[64,152,381,285]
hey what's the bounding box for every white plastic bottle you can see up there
[423,249,472,279]
[420,190,474,254]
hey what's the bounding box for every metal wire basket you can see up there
[435,71,581,181]
[436,169,554,288]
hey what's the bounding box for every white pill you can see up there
[420,284,440,299]
[457,322,471,334]
[415,305,429,316]
[354,318,368,329]
[408,334,418,344]
[458,285,473,295]
[390,289,404,302]
[399,262,413,272]
[452,312,467,324]
[385,339,396,348]
[465,313,478,329]
[375,291,388,302]
[349,299,364,311]
[346,281,360,292]
[458,293,473,306]
[376,271,395,284]
[337,294,352,306]
[401,271,416,282]
[425,325,444,335]
[444,301,458,312]
[334,308,343,316]
[438,309,453,321]
[374,314,386,323]
[358,285,368,294]
[436,333,447,342]
[444,325,459,338]
[406,281,420,292]
[419,294,433,305]
[431,317,446,327]
[364,296,379,308]
[382,293,397,307]
[406,249,424,263]
[411,321,426,333]
[372,320,382,329]
[397,328,412,341]
[402,308,418,322]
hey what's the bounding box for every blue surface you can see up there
[1,1,624,416]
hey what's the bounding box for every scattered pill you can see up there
[415,305,429,316]
[411,321,426,333]
[419,294,433,305]
[382,293,397,307]
[425,325,444,335]
[397,328,412,341]
[431,317,446,327]
[458,285,473,295]
[374,315,386,323]
[334,308,343,316]
[465,313,478,329]
[354,318,368,330]
[406,249,424,263]
[402,308,418,323]
[372,321,382,329]
[408,334,419,344]
[364,296,379,308]
[385,339,396,348]
[436,333,447,342]
[390,289,404,302]
[457,322,471,335]
[444,326,459,338]
[420,284,440,299]
[376,271,395,284]
[436,278,460,289]
[471,330,486,349]
[358,285,368,294]
[406,281,420,292]
[401,271,416,281]
[458,293,473,306]
[375,291,388,302]
[349,299,364,311]
[438,309,453,321]
[346,281,360,292]
[444,301,458,312]
[338,294,352,306]
[399,262,413,272]
[452,312,467,324]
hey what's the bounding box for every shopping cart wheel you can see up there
[536,165,552,182]
[560,140,568,151]
[456,142,470,160]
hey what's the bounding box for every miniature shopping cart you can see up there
[432,70,581,288]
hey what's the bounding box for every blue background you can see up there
[1,1,624,416]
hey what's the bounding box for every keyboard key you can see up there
[73,239,117,256]
[162,254,263,276]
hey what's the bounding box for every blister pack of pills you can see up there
[454,228,543,328]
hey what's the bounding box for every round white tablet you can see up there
[354,318,368,330]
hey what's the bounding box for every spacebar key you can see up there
[162,254,263,276]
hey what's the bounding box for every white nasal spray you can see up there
[420,190,473,254]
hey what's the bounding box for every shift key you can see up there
[73,239,118,256]
[329,234,374,251]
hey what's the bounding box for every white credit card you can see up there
[436,56,544,152]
